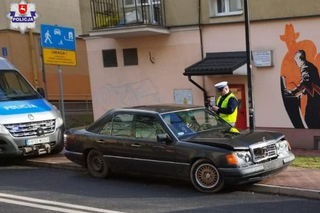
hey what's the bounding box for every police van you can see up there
[0,57,64,157]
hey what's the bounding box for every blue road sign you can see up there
[40,24,76,51]
[2,47,7,57]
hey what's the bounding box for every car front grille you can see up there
[250,142,278,163]
[4,119,56,137]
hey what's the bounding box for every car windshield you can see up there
[161,108,233,139]
[0,70,39,101]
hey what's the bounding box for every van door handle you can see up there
[131,144,141,148]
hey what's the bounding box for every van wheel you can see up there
[87,150,110,178]
[190,159,224,193]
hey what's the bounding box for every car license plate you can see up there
[26,137,50,146]
[264,160,280,170]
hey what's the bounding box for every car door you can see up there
[94,112,135,173]
[131,114,177,177]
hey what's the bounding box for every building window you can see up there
[210,0,243,16]
[124,0,141,7]
[124,0,156,7]
[123,48,138,66]
[102,49,118,68]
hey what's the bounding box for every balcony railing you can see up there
[90,0,164,29]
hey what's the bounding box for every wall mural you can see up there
[280,24,320,129]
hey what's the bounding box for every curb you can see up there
[21,159,320,200]
[20,160,85,172]
[238,184,320,200]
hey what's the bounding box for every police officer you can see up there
[212,81,238,126]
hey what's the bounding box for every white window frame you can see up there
[209,0,243,17]
[123,0,160,7]
[123,0,141,7]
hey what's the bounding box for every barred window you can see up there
[123,48,138,66]
[102,49,118,67]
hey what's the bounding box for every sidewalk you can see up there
[258,148,320,191]
[21,148,320,200]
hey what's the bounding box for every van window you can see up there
[0,70,38,100]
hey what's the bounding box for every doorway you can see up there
[229,84,247,130]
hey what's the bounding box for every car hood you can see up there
[180,129,284,150]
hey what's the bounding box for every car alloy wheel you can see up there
[195,163,219,188]
[87,149,110,178]
[190,159,224,193]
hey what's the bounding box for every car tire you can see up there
[190,159,224,193]
[87,149,110,179]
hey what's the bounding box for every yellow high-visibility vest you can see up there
[216,93,238,123]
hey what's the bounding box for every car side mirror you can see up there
[37,87,45,98]
[157,133,172,143]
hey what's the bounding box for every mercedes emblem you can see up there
[28,114,34,120]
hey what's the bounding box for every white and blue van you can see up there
[0,57,64,157]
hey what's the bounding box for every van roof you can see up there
[0,57,18,71]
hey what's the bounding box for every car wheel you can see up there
[190,159,224,193]
[87,149,110,178]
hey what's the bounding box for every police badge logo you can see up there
[6,0,40,34]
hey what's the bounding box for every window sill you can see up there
[210,11,243,18]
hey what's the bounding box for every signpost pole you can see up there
[58,65,66,127]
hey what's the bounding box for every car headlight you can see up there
[56,116,64,128]
[0,125,9,134]
[226,151,253,167]
[276,140,290,154]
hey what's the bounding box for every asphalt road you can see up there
[0,164,319,213]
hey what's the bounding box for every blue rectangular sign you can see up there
[40,24,76,51]
[2,47,7,57]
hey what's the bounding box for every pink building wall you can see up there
[86,30,205,119]
[201,17,320,149]
[86,17,320,149]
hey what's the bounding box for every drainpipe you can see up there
[198,0,207,107]
[198,0,204,60]
[27,0,39,88]
[28,29,39,88]
[188,76,207,107]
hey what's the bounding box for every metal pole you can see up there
[244,0,255,132]
[28,29,39,88]
[26,0,39,88]
[39,40,48,99]
[58,65,66,127]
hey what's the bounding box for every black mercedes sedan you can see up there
[64,104,295,193]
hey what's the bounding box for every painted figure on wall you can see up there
[280,24,320,129]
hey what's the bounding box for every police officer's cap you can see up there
[215,81,228,91]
